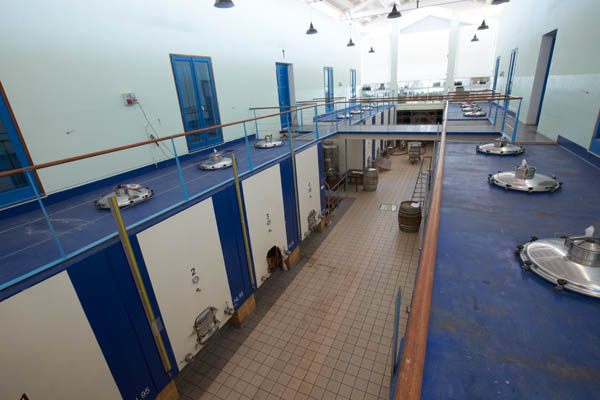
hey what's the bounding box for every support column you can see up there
[445,12,460,94]
[390,24,399,100]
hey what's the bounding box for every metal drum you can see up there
[323,140,339,172]
[95,184,153,209]
[464,111,487,117]
[518,233,600,297]
[255,134,283,148]
[198,149,233,170]
[476,137,524,155]
[488,159,562,192]
[398,201,422,232]
[363,168,379,191]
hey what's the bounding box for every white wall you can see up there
[397,29,449,81]
[0,0,360,193]
[454,22,497,79]
[360,29,391,85]
[494,0,600,148]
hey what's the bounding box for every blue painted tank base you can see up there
[421,142,600,399]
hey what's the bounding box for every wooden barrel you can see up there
[398,201,422,232]
[363,168,379,191]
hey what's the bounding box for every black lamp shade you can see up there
[369,47,375,53]
[388,4,402,19]
[214,0,234,8]
[471,34,479,42]
[306,22,318,35]
[478,19,489,30]
[347,38,355,47]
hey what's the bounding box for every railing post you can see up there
[314,105,319,139]
[170,138,189,201]
[26,171,65,258]
[243,122,253,171]
[335,102,339,132]
[344,139,349,200]
[253,109,259,140]
[512,98,522,142]
[300,107,304,134]
[493,98,499,126]
[501,100,508,132]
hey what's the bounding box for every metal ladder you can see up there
[411,156,433,207]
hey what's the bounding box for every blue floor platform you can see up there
[0,134,317,293]
[422,142,600,399]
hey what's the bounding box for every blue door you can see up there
[324,67,334,112]
[535,31,557,125]
[171,55,223,152]
[0,85,39,208]
[350,69,357,99]
[276,63,292,130]
[504,49,518,111]
[590,113,600,156]
[492,57,500,91]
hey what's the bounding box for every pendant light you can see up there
[306,22,318,35]
[388,3,402,19]
[478,19,489,30]
[347,38,355,47]
[471,34,479,42]
[369,47,375,53]
[214,0,234,8]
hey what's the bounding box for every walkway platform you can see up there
[422,141,600,399]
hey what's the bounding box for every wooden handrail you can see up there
[0,101,328,179]
[393,101,448,400]
[0,93,517,179]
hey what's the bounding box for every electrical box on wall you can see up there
[122,93,137,106]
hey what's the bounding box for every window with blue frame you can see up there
[324,67,334,112]
[0,83,39,208]
[170,55,223,152]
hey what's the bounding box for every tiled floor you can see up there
[175,148,428,400]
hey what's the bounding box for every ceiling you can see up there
[306,0,506,26]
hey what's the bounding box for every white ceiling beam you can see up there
[350,0,379,13]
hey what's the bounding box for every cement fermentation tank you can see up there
[323,140,340,186]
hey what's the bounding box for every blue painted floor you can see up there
[0,135,310,289]
[447,101,493,121]
[422,142,600,399]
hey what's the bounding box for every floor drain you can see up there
[379,203,398,211]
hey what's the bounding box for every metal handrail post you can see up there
[512,98,522,142]
[243,122,253,171]
[253,109,259,139]
[493,98,499,126]
[26,171,65,258]
[345,139,349,200]
[171,138,189,200]
[501,100,508,132]
[314,105,319,139]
